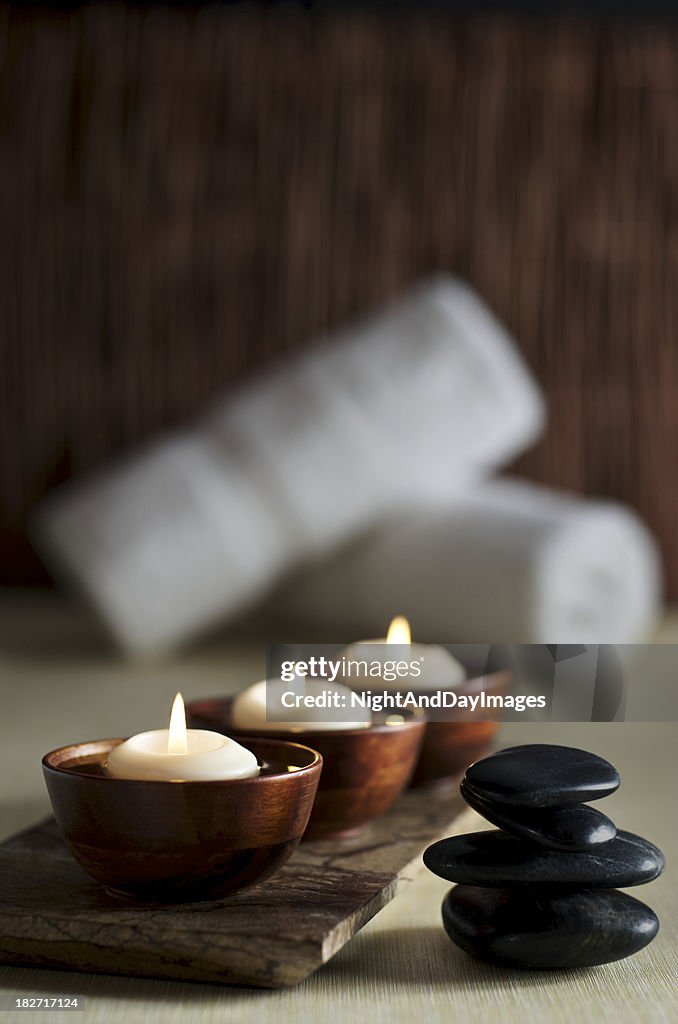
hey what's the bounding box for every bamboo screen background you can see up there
[2,7,678,593]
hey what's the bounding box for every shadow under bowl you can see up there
[409,669,512,787]
[186,698,425,839]
[42,736,322,901]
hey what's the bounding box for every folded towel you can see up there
[32,278,544,655]
[269,479,662,644]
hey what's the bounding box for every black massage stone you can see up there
[441,886,660,970]
[423,829,665,889]
[424,744,664,969]
[460,780,617,851]
[463,744,620,809]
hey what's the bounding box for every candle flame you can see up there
[386,616,411,645]
[168,692,188,754]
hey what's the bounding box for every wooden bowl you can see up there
[42,736,322,901]
[409,668,512,787]
[186,698,425,839]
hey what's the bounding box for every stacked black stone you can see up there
[423,744,665,969]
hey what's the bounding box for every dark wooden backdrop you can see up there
[2,6,678,593]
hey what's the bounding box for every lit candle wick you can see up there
[168,692,188,755]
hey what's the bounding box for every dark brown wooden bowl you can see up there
[42,736,322,901]
[409,669,512,786]
[186,698,425,839]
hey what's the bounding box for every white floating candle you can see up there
[106,693,259,781]
[232,678,371,732]
[340,616,467,692]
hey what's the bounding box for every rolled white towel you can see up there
[32,278,544,655]
[204,276,545,547]
[269,479,662,644]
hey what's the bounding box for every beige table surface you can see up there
[0,593,676,1024]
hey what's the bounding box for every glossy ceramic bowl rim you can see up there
[42,736,323,785]
[188,696,426,738]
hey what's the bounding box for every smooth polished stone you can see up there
[441,886,660,969]
[464,744,620,808]
[424,829,665,888]
[460,780,617,851]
